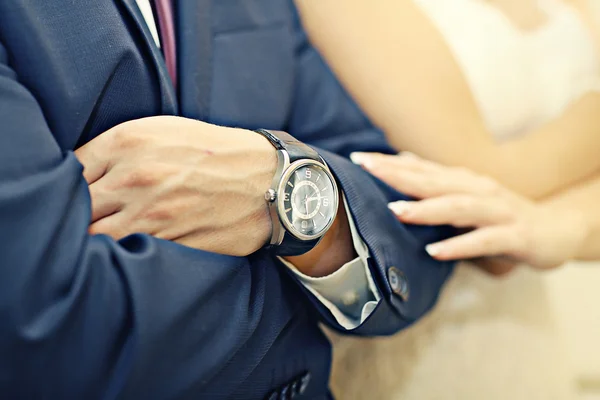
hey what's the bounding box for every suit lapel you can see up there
[177,0,214,121]
[118,0,178,114]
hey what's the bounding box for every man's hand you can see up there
[76,116,356,275]
[75,116,276,256]
[285,193,355,277]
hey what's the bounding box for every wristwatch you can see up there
[255,129,339,256]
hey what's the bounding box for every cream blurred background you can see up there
[328,264,600,400]
[546,264,600,399]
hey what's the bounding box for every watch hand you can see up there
[306,197,320,203]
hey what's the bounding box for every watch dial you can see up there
[280,163,337,238]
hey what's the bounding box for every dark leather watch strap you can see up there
[254,129,320,162]
[254,129,327,256]
[275,236,321,256]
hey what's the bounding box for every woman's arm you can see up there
[543,174,600,261]
[295,0,600,199]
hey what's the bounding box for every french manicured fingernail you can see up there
[425,244,442,257]
[350,152,372,168]
[388,201,412,217]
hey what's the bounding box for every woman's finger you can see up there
[353,155,503,199]
[424,225,523,261]
[350,154,455,198]
[376,168,438,198]
[393,152,442,172]
[388,195,513,227]
[373,167,481,199]
[351,151,439,177]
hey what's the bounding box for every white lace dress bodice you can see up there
[416,0,600,140]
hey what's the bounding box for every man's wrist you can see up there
[283,194,356,277]
[239,128,277,251]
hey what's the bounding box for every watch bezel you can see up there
[276,158,339,242]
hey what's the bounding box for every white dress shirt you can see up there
[135,0,380,329]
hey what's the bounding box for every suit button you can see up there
[298,372,311,395]
[265,391,279,400]
[290,379,302,397]
[279,384,291,400]
[388,267,409,301]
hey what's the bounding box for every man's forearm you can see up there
[542,173,600,261]
[285,194,356,277]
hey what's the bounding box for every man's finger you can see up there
[389,195,512,227]
[88,178,124,222]
[74,131,115,184]
[88,213,128,240]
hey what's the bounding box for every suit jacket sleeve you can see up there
[286,14,456,335]
[0,41,329,400]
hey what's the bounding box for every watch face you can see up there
[278,160,338,240]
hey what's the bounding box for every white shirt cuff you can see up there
[280,195,380,330]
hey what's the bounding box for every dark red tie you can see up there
[153,0,177,89]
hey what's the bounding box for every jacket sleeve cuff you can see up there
[312,149,456,336]
[280,195,380,330]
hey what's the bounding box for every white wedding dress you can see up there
[327,1,600,399]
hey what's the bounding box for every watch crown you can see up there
[265,189,277,202]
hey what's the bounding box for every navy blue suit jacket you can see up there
[0,1,454,398]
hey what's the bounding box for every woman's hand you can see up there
[351,152,587,272]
